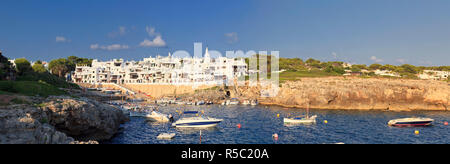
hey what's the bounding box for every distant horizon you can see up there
[1,0,450,66]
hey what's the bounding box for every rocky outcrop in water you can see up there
[0,104,74,144]
[0,96,128,144]
[239,77,449,111]
[40,96,129,141]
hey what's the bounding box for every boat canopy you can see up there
[183,111,199,114]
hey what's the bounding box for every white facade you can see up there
[374,69,401,77]
[72,48,248,85]
[418,70,449,80]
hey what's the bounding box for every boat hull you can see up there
[172,121,222,128]
[388,118,434,127]
[284,115,317,124]
[388,121,433,127]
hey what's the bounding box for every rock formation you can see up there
[239,77,449,111]
[0,96,129,144]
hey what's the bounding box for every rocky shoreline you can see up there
[0,95,129,144]
[247,77,449,111]
[179,77,449,111]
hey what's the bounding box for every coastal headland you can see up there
[165,77,449,111]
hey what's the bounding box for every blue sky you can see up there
[1,0,449,66]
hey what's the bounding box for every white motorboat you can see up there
[146,111,170,122]
[172,111,223,128]
[388,117,434,127]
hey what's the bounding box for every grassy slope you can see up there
[0,80,66,97]
[279,70,340,82]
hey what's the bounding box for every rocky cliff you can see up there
[239,77,449,111]
[0,96,128,144]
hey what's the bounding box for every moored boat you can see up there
[284,103,316,124]
[284,115,317,124]
[388,117,434,127]
[250,100,258,106]
[172,111,223,128]
[146,111,170,122]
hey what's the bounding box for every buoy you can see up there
[277,114,280,118]
[237,123,241,129]
[324,120,328,124]
[414,130,419,135]
[272,133,278,140]
[444,121,448,126]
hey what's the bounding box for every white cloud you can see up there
[146,26,159,37]
[370,56,383,63]
[90,44,99,50]
[90,43,129,51]
[224,32,238,44]
[56,36,70,43]
[108,26,128,38]
[139,35,166,47]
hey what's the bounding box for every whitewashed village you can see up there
[71,48,248,86]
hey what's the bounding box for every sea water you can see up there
[106,105,450,144]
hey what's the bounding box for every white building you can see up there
[72,48,248,85]
[418,70,449,80]
[373,69,401,77]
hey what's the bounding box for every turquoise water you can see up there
[106,105,450,144]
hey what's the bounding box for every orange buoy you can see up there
[444,121,448,126]
[414,130,419,135]
[237,123,241,129]
[272,133,279,140]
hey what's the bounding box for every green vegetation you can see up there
[0,80,65,96]
[0,54,84,98]
[32,60,47,73]
[0,80,66,97]
[246,55,449,82]
[14,58,32,75]
[279,70,341,82]
[16,71,79,89]
[49,56,92,78]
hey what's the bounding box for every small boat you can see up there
[172,111,223,128]
[250,100,258,106]
[146,111,170,122]
[195,100,205,105]
[388,117,434,127]
[284,103,316,124]
[228,98,239,105]
[157,133,176,139]
[242,100,250,105]
[284,115,317,124]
